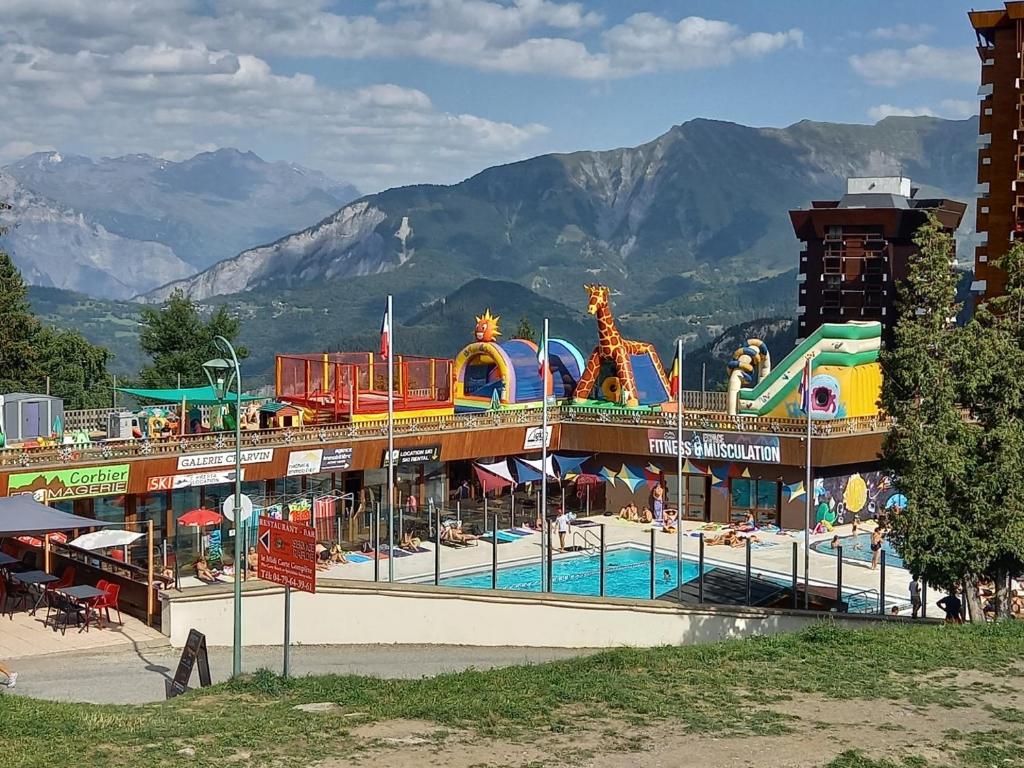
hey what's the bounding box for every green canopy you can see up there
[116,386,264,405]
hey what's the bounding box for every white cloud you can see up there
[850,45,977,86]
[868,98,978,121]
[868,104,936,120]
[867,24,935,42]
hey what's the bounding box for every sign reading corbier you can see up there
[8,464,131,500]
[646,430,781,464]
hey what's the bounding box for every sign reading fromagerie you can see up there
[176,449,274,471]
[646,430,782,464]
[8,464,131,500]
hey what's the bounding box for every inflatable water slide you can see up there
[726,322,882,420]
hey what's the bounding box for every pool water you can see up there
[437,546,706,599]
[811,533,906,570]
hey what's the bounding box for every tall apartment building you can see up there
[970,2,1024,301]
[789,177,966,342]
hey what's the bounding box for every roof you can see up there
[0,496,113,537]
[259,402,302,414]
[837,193,910,209]
[117,386,264,405]
[1,392,61,401]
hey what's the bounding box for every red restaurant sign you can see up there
[257,516,317,594]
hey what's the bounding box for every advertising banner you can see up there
[147,469,245,492]
[8,464,131,500]
[257,516,317,593]
[381,445,441,467]
[523,425,553,450]
[646,429,781,464]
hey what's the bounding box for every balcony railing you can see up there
[0,397,889,471]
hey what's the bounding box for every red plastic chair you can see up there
[93,583,122,626]
[46,566,76,592]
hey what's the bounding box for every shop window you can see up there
[729,479,779,524]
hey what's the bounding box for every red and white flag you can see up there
[379,303,391,358]
[537,338,547,382]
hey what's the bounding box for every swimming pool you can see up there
[437,546,706,599]
[811,533,906,570]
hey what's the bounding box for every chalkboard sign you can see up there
[166,628,212,698]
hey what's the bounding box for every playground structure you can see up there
[574,285,671,407]
[454,310,585,412]
[726,321,883,419]
[276,352,455,423]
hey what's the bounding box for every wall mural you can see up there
[812,471,901,523]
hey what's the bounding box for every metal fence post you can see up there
[373,501,380,582]
[921,581,927,619]
[546,516,554,593]
[879,550,887,615]
[433,507,440,586]
[599,523,606,598]
[491,510,498,590]
[649,528,656,600]
[698,535,705,604]
[836,546,844,612]
[745,537,752,606]
[791,541,798,609]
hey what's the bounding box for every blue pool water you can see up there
[811,533,906,570]
[438,546,706,599]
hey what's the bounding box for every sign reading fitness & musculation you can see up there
[646,429,782,464]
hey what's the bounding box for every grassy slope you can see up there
[2,622,1023,768]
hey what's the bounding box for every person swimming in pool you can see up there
[662,568,671,583]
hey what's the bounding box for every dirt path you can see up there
[317,671,1024,768]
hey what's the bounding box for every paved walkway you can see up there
[4,644,596,704]
[0,606,167,661]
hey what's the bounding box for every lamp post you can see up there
[203,336,243,678]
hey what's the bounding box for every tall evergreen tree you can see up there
[880,215,988,618]
[513,315,536,342]
[0,249,41,394]
[138,290,248,388]
[958,241,1024,618]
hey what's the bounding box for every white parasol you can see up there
[68,529,144,550]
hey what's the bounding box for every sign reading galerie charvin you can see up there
[176,449,274,471]
[646,430,782,464]
[381,445,441,467]
[8,464,131,500]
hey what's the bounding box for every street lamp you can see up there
[202,337,243,678]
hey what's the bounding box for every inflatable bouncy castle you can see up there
[725,321,882,419]
[454,310,585,412]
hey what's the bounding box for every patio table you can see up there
[0,552,18,568]
[12,570,59,615]
[60,585,107,632]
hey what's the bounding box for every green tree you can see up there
[880,215,988,619]
[33,326,115,409]
[138,290,248,388]
[513,315,536,342]
[0,249,41,394]
[957,241,1024,619]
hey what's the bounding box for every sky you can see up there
[1,0,983,192]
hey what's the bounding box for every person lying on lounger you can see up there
[441,520,480,544]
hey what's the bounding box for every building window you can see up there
[729,479,779,524]
[824,257,841,275]
[666,474,708,521]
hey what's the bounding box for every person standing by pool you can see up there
[851,515,862,549]
[554,508,570,552]
[909,575,922,618]
[652,483,666,522]
[870,528,884,570]
[937,589,964,624]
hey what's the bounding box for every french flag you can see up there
[537,338,547,381]
[380,303,391,358]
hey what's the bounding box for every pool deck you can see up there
[176,517,910,611]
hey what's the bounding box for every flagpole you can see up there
[803,354,812,609]
[675,338,684,602]
[541,317,549,593]
[387,294,395,583]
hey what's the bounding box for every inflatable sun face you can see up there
[474,309,501,342]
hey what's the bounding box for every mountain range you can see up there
[147,116,979,317]
[0,149,358,298]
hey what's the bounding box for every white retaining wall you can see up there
[161,580,891,648]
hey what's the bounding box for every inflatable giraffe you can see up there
[574,284,669,407]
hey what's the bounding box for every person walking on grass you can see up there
[0,661,17,689]
[937,589,964,624]
[909,575,922,618]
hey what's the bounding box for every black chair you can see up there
[44,592,84,635]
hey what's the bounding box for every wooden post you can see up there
[147,518,155,627]
[44,533,51,574]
